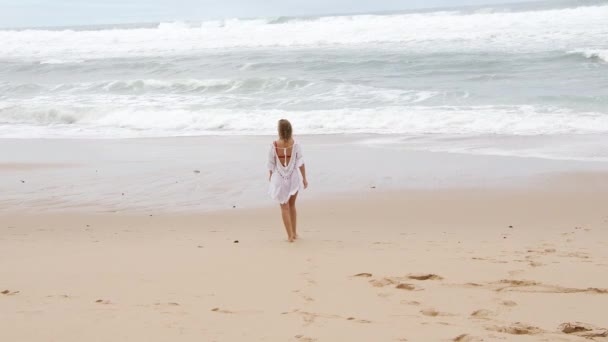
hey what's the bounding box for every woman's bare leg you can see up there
[280,202,294,242]
[288,193,298,239]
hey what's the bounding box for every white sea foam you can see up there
[567,49,608,63]
[1,5,607,61]
[1,79,440,108]
[1,105,608,138]
[39,58,85,64]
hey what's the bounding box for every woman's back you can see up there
[274,138,295,166]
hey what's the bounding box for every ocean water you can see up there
[1,0,607,160]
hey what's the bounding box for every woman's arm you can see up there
[267,144,276,181]
[299,164,308,189]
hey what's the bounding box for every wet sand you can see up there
[1,135,608,213]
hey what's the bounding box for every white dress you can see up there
[267,141,305,204]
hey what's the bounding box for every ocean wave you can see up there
[267,16,321,25]
[0,79,441,106]
[1,105,607,138]
[0,82,46,95]
[0,78,311,94]
[1,4,607,61]
[567,49,608,62]
[94,79,240,93]
[40,58,85,65]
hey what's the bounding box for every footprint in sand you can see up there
[353,273,373,277]
[299,312,318,326]
[211,307,233,314]
[47,294,70,299]
[364,273,443,287]
[500,300,517,307]
[303,310,342,326]
[421,308,455,317]
[154,302,180,306]
[527,248,556,255]
[420,308,451,317]
[470,309,495,319]
[462,282,483,288]
[346,317,372,323]
[401,300,421,306]
[294,335,317,342]
[464,279,608,294]
[485,322,543,335]
[453,334,483,342]
[560,251,591,260]
[375,278,424,291]
[494,279,539,287]
[369,277,400,287]
[300,294,314,302]
[408,273,443,281]
[288,310,369,326]
[559,322,608,338]
[286,310,323,326]
[1,290,19,296]
[508,269,525,276]
[395,283,416,291]
[499,279,608,294]
[95,299,111,304]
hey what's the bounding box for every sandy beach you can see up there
[1,137,608,341]
[3,0,608,338]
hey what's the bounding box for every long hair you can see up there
[278,119,293,141]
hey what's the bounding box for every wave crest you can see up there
[567,49,608,62]
[1,105,607,138]
[1,4,607,61]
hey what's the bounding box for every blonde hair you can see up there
[278,119,293,141]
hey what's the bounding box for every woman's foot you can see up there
[288,237,295,243]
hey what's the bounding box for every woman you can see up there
[267,119,308,242]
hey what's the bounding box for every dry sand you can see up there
[2,181,608,341]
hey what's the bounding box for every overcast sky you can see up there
[1,0,531,28]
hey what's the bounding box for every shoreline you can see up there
[1,135,608,214]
